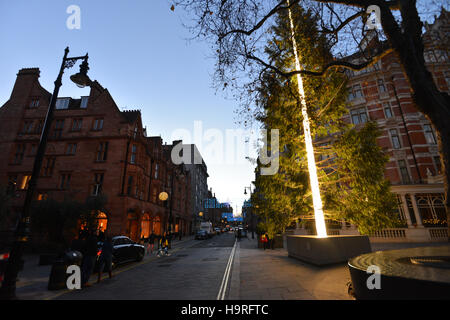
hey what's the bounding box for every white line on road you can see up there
[217,240,237,300]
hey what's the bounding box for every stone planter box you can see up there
[287,235,371,266]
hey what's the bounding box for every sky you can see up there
[0,0,259,215]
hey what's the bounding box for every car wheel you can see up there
[136,251,144,262]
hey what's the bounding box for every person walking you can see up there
[261,233,268,250]
[97,235,113,283]
[81,230,98,288]
[157,232,167,257]
[148,232,155,255]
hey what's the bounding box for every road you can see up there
[54,232,237,300]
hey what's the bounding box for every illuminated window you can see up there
[20,175,31,190]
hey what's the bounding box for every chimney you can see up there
[10,68,41,103]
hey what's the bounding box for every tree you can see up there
[174,0,450,239]
[249,5,398,235]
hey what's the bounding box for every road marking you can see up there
[217,240,237,300]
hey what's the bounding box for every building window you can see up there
[29,99,40,108]
[93,118,104,131]
[13,144,26,164]
[423,124,436,145]
[42,157,56,177]
[377,79,386,93]
[154,163,159,179]
[434,156,442,174]
[22,121,33,134]
[53,119,64,139]
[92,173,104,196]
[37,193,48,201]
[96,142,109,161]
[60,173,71,189]
[348,84,363,100]
[20,175,31,190]
[66,143,77,155]
[127,176,133,196]
[398,160,411,184]
[35,120,44,134]
[80,96,89,109]
[390,129,401,149]
[130,145,137,164]
[383,102,393,118]
[71,118,83,131]
[350,107,368,125]
[55,98,70,110]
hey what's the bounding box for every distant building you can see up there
[167,141,209,231]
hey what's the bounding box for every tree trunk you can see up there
[379,1,450,240]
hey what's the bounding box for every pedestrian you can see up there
[157,232,166,257]
[261,233,268,250]
[148,232,155,254]
[237,228,242,242]
[179,231,182,241]
[97,235,113,283]
[81,230,98,287]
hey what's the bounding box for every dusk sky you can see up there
[0,0,259,214]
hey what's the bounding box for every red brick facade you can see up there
[0,68,192,242]
[342,10,449,231]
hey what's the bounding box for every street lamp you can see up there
[0,47,91,299]
[244,186,255,239]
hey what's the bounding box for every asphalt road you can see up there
[54,232,237,300]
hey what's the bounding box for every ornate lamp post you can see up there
[0,47,91,299]
[244,186,255,239]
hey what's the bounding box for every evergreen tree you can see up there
[252,4,399,235]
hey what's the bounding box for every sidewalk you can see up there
[14,234,195,300]
[229,236,449,300]
[229,236,353,300]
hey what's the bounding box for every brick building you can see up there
[338,9,449,241]
[0,68,192,242]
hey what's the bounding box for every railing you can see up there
[428,228,448,239]
[370,228,406,239]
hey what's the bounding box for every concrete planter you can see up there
[287,235,371,266]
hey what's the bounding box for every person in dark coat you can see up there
[97,235,113,283]
[81,231,98,287]
[148,232,155,254]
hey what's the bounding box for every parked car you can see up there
[95,236,145,271]
[195,230,208,240]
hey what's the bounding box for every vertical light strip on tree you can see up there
[287,1,327,237]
